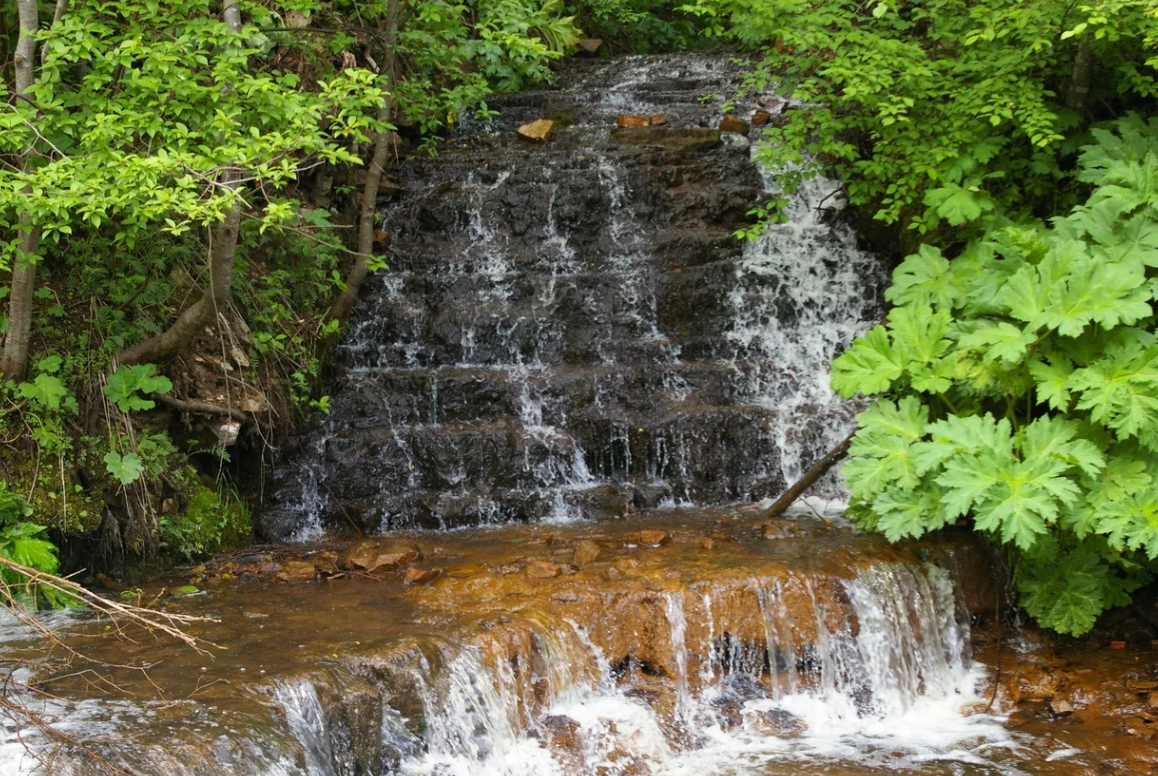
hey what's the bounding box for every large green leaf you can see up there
[886,245,960,309]
[831,325,904,397]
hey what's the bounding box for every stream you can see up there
[2,54,1156,775]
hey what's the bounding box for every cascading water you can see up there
[259,53,886,541]
[266,561,1004,776]
[4,53,1086,776]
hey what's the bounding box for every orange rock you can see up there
[526,560,562,579]
[516,119,555,142]
[403,567,441,585]
[633,530,669,546]
[617,115,651,128]
[751,110,771,126]
[649,114,668,126]
[342,541,423,573]
[719,114,750,135]
[575,39,603,55]
[573,539,601,567]
[1150,691,1158,709]
[699,537,715,551]
[312,551,339,575]
[276,560,316,582]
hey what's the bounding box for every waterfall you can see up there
[259,52,889,541]
[262,562,1003,776]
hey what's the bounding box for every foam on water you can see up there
[262,562,1011,776]
[729,166,888,492]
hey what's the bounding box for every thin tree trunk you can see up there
[1067,44,1093,117]
[115,4,245,367]
[764,430,855,518]
[326,0,401,331]
[115,196,242,366]
[0,0,42,380]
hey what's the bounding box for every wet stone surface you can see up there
[2,509,1153,775]
[259,53,889,540]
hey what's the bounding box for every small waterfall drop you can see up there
[264,561,1004,776]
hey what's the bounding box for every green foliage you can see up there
[103,365,172,412]
[160,485,252,560]
[834,118,1158,635]
[567,0,702,51]
[681,0,1158,242]
[0,482,75,610]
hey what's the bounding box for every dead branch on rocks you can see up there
[0,560,220,772]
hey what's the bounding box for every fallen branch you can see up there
[155,393,248,422]
[0,558,218,654]
[764,430,855,518]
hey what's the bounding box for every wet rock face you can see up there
[261,55,888,539]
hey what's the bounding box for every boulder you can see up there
[574,39,603,55]
[276,560,317,582]
[649,114,668,126]
[719,114,750,135]
[637,530,670,547]
[313,551,340,575]
[751,110,772,126]
[403,566,441,585]
[516,119,555,143]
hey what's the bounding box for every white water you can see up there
[729,168,888,490]
[271,563,1012,776]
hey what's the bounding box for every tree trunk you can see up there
[1067,44,1093,117]
[115,4,245,367]
[0,0,42,380]
[764,430,855,518]
[116,192,242,366]
[326,0,401,331]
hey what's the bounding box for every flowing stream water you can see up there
[2,54,1139,776]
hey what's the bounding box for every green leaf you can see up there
[831,325,903,397]
[1069,344,1158,449]
[103,364,173,412]
[913,413,1013,474]
[1019,415,1106,478]
[888,304,953,366]
[923,183,993,226]
[873,487,946,541]
[886,246,960,309]
[104,451,145,485]
[19,374,69,412]
[1029,353,1074,411]
[957,321,1035,366]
